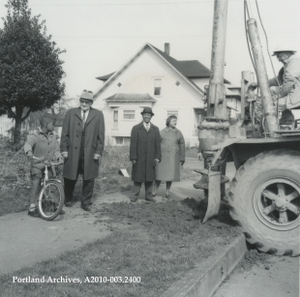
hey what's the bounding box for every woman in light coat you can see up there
[152,115,185,198]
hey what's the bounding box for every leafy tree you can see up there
[52,95,79,126]
[23,95,78,132]
[0,0,66,143]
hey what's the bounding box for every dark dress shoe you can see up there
[88,201,93,205]
[145,197,155,202]
[28,209,40,218]
[130,196,138,202]
[81,205,91,211]
[54,207,65,215]
[64,202,72,207]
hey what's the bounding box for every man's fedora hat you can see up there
[80,90,94,101]
[141,107,154,116]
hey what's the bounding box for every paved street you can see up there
[213,255,300,297]
[187,158,300,297]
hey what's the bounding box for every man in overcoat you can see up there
[61,90,105,211]
[129,107,161,202]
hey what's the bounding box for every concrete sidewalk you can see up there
[2,160,294,297]
[0,175,202,276]
[0,195,116,275]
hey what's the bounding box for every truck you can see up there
[195,0,300,256]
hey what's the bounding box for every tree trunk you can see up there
[13,106,32,144]
[14,107,23,144]
[14,115,22,144]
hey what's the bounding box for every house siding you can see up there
[93,44,241,147]
[0,115,14,137]
[93,47,205,147]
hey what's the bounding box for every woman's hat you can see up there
[141,107,154,116]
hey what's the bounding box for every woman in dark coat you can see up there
[152,115,185,198]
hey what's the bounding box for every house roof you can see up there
[177,60,212,78]
[96,46,211,82]
[94,42,231,97]
[105,93,156,103]
[95,46,213,82]
[96,72,115,81]
[151,45,212,78]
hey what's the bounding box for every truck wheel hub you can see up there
[255,179,300,230]
[274,198,286,210]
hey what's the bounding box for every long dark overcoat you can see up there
[60,107,105,180]
[130,122,161,182]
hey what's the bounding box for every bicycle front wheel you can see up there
[37,180,65,221]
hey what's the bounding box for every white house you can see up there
[93,43,241,147]
[0,114,14,137]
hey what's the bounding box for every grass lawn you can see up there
[0,188,30,216]
[0,144,240,296]
[0,142,32,216]
[0,146,197,216]
[0,199,241,297]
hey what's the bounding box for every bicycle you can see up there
[33,157,65,221]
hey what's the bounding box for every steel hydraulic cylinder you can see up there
[207,0,229,119]
[247,18,278,134]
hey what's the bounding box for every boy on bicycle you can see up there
[24,114,64,218]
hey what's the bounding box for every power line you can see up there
[0,0,241,7]
[46,31,300,40]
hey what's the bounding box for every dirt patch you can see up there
[0,187,29,216]
[94,198,241,260]
[234,246,273,272]
[0,188,243,297]
[0,144,198,217]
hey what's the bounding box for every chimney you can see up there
[164,43,170,55]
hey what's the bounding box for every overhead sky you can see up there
[1,0,300,98]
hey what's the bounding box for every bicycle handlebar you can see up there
[32,156,64,166]
[44,161,64,166]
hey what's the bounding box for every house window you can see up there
[123,110,135,119]
[198,114,202,123]
[154,79,162,96]
[115,137,131,146]
[167,110,178,118]
[115,137,123,145]
[113,110,118,128]
[124,137,131,146]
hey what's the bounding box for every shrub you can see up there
[5,128,29,151]
[94,145,132,195]
[0,147,31,191]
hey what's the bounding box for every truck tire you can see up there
[228,149,300,256]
